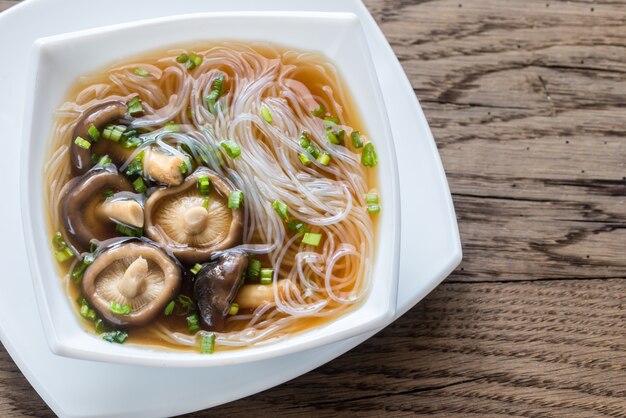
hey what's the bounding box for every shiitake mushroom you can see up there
[144,168,243,264]
[193,252,248,331]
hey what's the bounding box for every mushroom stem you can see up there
[143,149,185,186]
[235,280,289,309]
[118,257,148,299]
[99,199,144,228]
[182,206,209,235]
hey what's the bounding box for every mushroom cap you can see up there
[82,241,181,327]
[194,251,248,331]
[62,166,136,253]
[70,101,127,175]
[144,168,244,264]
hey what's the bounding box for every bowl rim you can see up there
[20,10,401,367]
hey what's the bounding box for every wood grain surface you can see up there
[2,0,625,416]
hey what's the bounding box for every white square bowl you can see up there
[20,11,400,367]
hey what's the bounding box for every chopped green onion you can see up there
[125,151,144,176]
[317,153,331,166]
[197,176,211,195]
[94,318,109,334]
[103,189,114,198]
[312,103,326,118]
[351,131,364,148]
[187,313,201,334]
[361,142,378,167]
[365,193,379,204]
[189,52,202,67]
[367,204,381,214]
[261,107,273,123]
[204,90,220,114]
[109,125,127,142]
[54,247,74,263]
[164,300,175,316]
[121,135,142,149]
[306,144,320,159]
[299,133,310,148]
[97,155,112,167]
[228,303,239,316]
[133,177,147,193]
[78,297,96,321]
[228,190,243,209]
[74,136,91,149]
[212,73,225,95]
[260,268,273,285]
[164,122,180,132]
[298,153,312,166]
[200,332,216,354]
[326,130,341,145]
[185,52,202,70]
[127,96,143,116]
[87,124,100,142]
[52,232,66,251]
[246,258,261,280]
[272,200,288,221]
[190,263,203,275]
[336,129,345,144]
[220,140,241,158]
[102,124,127,142]
[71,253,94,283]
[133,67,150,77]
[102,330,128,344]
[204,73,226,114]
[115,223,142,237]
[121,127,136,139]
[176,54,189,63]
[324,115,340,124]
[79,302,96,321]
[109,301,132,315]
[302,232,322,246]
[179,161,188,174]
[287,220,308,234]
[202,198,210,209]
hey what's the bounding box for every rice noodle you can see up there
[44,43,375,351]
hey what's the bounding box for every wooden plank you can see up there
[0,1,19,11]
[368,0,626,282]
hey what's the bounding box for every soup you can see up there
[45,42,380,353]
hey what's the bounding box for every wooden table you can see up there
[2,0,625,416]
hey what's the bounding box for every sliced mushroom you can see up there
[62,167,144,252]
[235,280,290,309]
[99,198,144,228]
[82,241,181,326]
[144,168,243,263]
[71,101,127,175]
[194,251,248,331]
[143,148,185,186]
